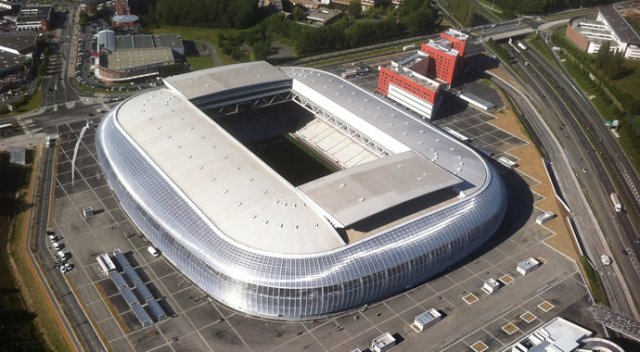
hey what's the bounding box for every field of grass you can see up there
[526,34,559,70]
[152,25,240,66]
[612,59,640,102]
[186,55,215,70]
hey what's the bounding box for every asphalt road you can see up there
[492,42,639,318]
[41,9,79,109]
[516,45,640,314]
[32,143,106,351]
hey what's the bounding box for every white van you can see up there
[53,242,63,251]
[147,246,160,257]
[57,251,67,260]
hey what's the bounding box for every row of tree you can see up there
[148,0,262,28]
[492,0,615,16]
[255,0,438,55]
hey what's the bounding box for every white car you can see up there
[147,246,160,257]
[59,265,67,274]
[64,263,74,271]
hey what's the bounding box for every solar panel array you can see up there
[109,270,152,327]
[106,251,168,325]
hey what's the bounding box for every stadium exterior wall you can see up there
[96,81,507,321]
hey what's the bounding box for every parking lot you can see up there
[46,65,595,351]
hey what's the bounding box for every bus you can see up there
[517,41,528,51]
[0,122,14,130]
[610,192,622,213]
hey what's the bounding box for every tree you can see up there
[292,6,306,21]
[448,0,474,27]
[348,0,362,19]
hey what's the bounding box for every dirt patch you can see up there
[488,70,580,263]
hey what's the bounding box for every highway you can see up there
[493,42,640,318]
[31,142,106,351]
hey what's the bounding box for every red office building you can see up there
[377,51,442,119]
[377,29,468,119]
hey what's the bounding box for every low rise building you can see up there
[371,332,396,352]
[94,30,184,82]
[566,4,640,60]
[411,308,442,332]
[509,317,623,352]
[98,47,175,82]
[307,8,341,26]
[15,5,53,32]
[482,278,500,294]
[517,257,540,276]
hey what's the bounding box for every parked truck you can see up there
[610,192,622,213]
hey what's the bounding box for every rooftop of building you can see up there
[97,30,183,52]
[444,28,469,41]
[509,317,592,352]
[599,4,640,44]
[307,8,342,22]
[105,47,174,71]
[112,14,139,23]
[163,61,291,101]
[424,39,459,57]
[389,51,441,91]
[18,5,52,22]
[0,49,30,70]
[0,33,37,53]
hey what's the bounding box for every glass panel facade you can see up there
[96,92,507,321]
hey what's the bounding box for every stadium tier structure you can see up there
[96,61,507,320]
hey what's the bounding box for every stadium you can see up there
[96,61,507,320]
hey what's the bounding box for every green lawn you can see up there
[186,55,215,70]
[611,59,640,102]
[526,34,559,70]
[152,25,241,66]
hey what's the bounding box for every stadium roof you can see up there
[116,62,485,254]
[163,61,291,101]
[116,87,344,254]
[299,150,462,226]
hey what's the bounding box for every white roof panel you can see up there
[163,61,291,101]
[298,151,462,226]
[115,89,344,254]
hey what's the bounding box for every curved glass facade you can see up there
[96,87,507,321]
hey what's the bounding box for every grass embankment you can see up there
[152,25,241,67]
[526,34,559,69]
[580,256,609,305]
[1,150,71,351]
[476,0,513,21]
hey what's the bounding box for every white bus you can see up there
[517,41,528,51]
[610,193,622,213]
